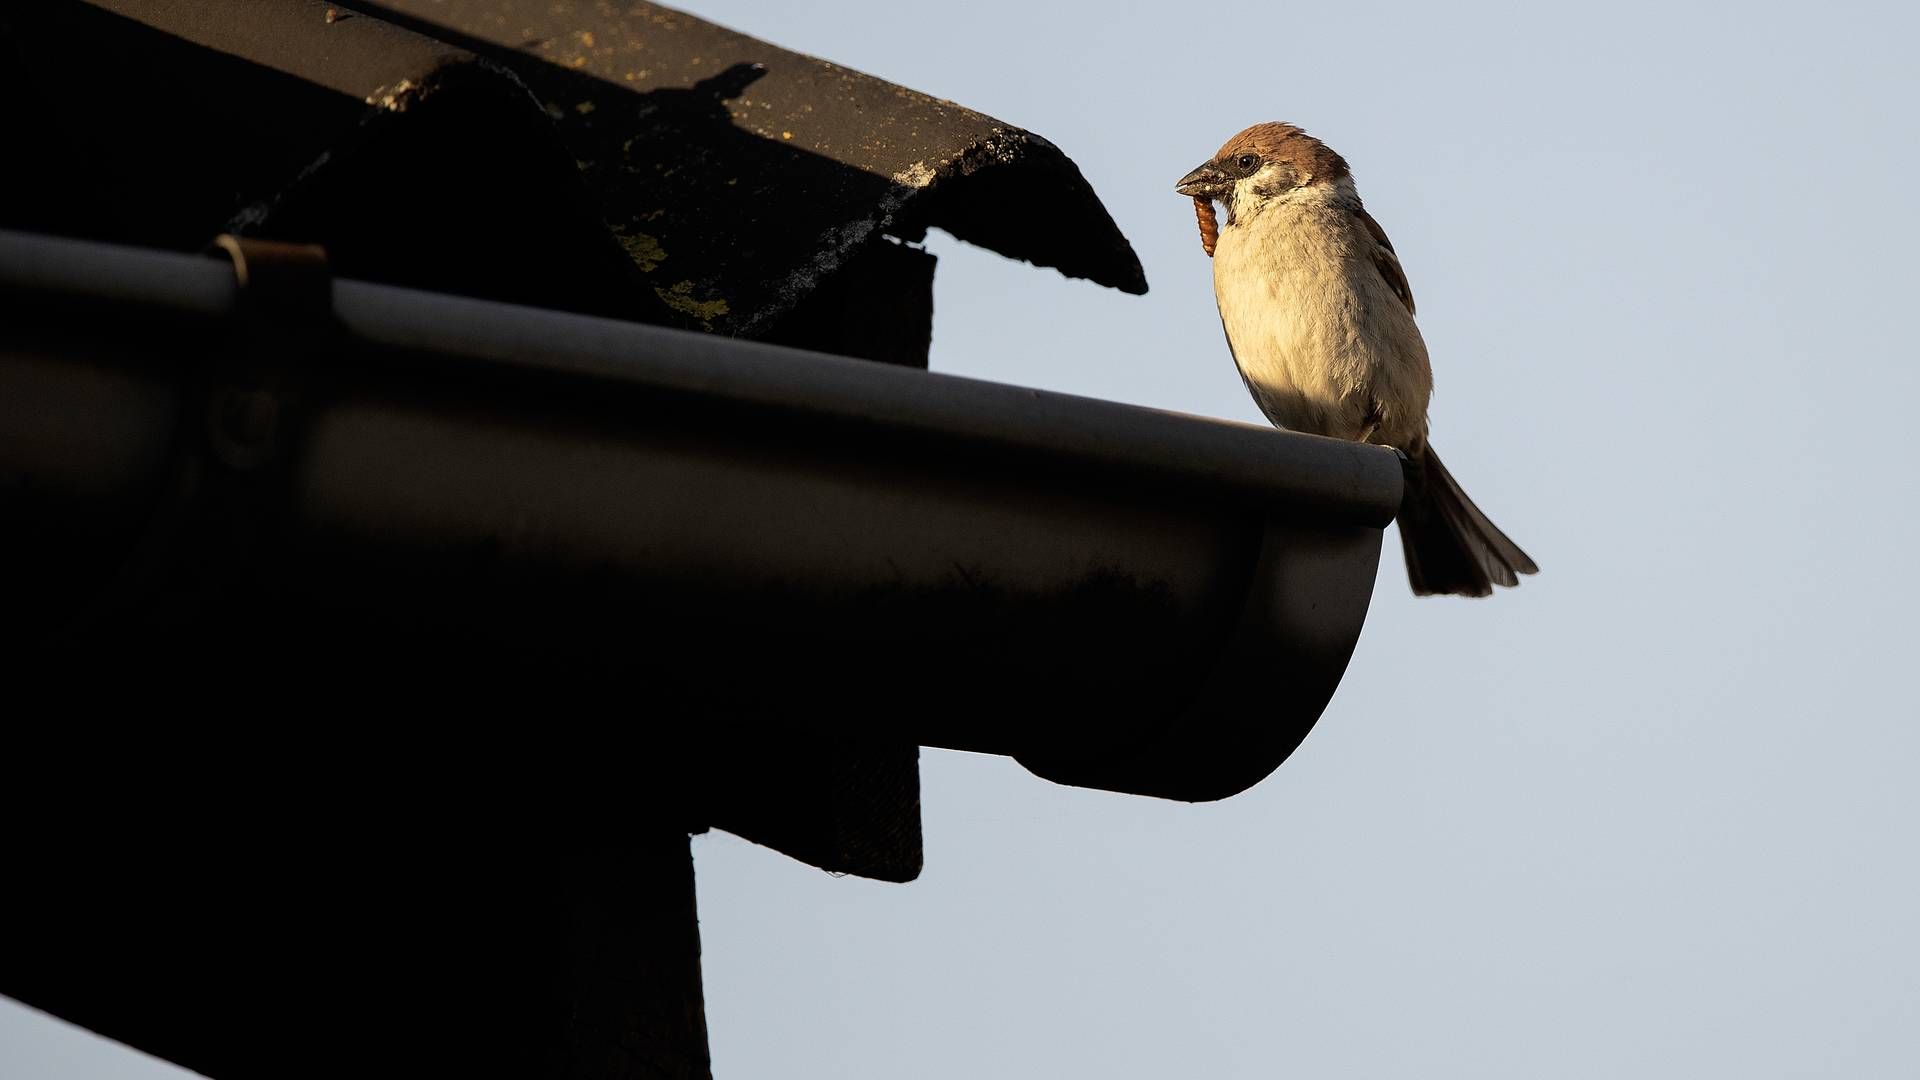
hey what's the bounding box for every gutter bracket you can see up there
[59,236,336,640]
[203,234,334,474]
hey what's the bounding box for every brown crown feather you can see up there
[1214,122,1351,184]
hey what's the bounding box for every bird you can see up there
[1174,122,1537,597]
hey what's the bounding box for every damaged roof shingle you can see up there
[0,0,1146,348]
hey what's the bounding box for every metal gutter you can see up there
[0,228,1401,801]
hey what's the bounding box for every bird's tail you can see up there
[1397,446,1538,597]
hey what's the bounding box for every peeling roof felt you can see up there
[356,0,1150,325]
[1,0,1145,339]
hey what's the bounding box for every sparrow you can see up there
[1175,122,1537,597]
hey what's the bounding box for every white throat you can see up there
[1227,173,1357,228]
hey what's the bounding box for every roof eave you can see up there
[0,229,1399,801]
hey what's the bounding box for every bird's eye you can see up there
[1236,154,1259,171]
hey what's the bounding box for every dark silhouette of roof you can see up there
[1,0,1144,364]
[0,8,1402,1078]
[1,227,1396,1078]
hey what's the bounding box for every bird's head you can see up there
[1174,122,1351,225]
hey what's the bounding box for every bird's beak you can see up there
[1174,161,1229,199]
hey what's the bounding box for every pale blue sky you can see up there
[7,0,1917,1076]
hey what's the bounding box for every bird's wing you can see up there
[1353,206,1415,316]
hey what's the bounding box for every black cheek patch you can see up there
[1250,163,1301,199]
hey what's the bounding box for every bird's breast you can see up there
[1210,202,1430,443]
